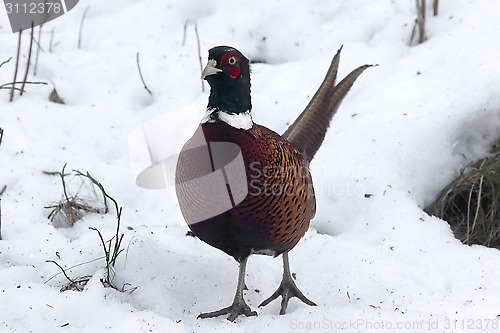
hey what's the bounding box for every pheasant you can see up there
[175,45,371,321]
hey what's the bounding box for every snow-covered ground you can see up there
[1,1,500,332]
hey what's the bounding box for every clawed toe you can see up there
[197,300,257,322]
[259,277,316,315]
[259,252,316,315]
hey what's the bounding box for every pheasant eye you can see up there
[221,53,241,78]
[228,56,238,65]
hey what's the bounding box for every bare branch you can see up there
[182,21,188,46]
[34,25,43,76]
[10,31,22,102]
[194,24,205,92]
[416,0,426,44]
[136,52,153,96]
[0,57,12,69]
[433,0,439,16]
[46,260,76,283]
[0,81,48,91]
[43,170,62,176]
[44,256,105,284]
[20,25,35,96]
[78,6,90,49]
[410,0,427,45]
[0,185,6,241]
[49,27,55,53]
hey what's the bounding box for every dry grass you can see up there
[426,139,500,248]
[410,0,440,45]
[45,164,108,227]
[45,166,133,292]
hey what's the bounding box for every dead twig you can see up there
[0,185,6,241]
[46,260,92,292]
[46,260,76,284]
[34,25,43,76]
[410,0,427,45]
[78,6,90,49]
[136,52,153,96]
[194,24,204,92]
[416,0,426,44]
[44,256,104,284]
[0,57,12,69]
[0,81,48,91]
[60,275,92,292]
[0,128,3,146]
[49,27,55,53]
[20,25,35,96]
[433,0,439,16]
[43,170,63,176]
[10,31,22,102]
[182,21,188,46]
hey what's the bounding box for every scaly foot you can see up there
[259,274,316,315]
[259,252,316,315]
[197,299,257,321]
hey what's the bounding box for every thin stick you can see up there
[44,256,105,284]
[43,170,63,176]
[0,185,6,241]
[10,31,22,102]
[0,57,12,69]
[34,25,43,76]
[0,128,3,146]
[20,25,35,96]
[182,21,188,46]
[409,20,417,46]
[194,24,204,92]
[78,6,90,49]
[46,260,76,283]
[416,0,426,44]
[0,81,48,91]
[49,27,54,53]
[32,36,46,53]
[136,52,152,95]
[433,0,439,16]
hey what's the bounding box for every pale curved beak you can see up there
[201,59,222,79]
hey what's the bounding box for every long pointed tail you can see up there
[283,47,374,162]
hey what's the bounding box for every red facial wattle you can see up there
[220,53,241,79]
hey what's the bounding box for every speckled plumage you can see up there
[176,119,315,262]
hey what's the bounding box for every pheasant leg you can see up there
[259,251,316,314]
[197,257,257,321]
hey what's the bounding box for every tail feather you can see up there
[283,47,373,162]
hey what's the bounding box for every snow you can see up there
[1,0,500,332]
